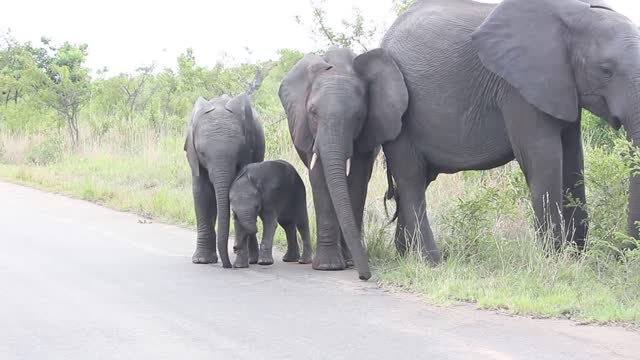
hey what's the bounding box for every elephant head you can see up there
[230,167,261,252]
[278,47,408,279]
[471,0,640,241]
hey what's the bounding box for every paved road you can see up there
[1,181,639,360]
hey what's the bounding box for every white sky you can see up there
[1,0,638,76]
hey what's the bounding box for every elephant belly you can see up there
[408,108,515,174]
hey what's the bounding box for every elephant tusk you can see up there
[346,158,351,177]
[310,153,318,170]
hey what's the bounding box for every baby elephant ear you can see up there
[354,48,408,153]
[185,97,215,177]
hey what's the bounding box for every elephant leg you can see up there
[340,150,377,267]
[562,121,588,251]
[258,213,278,266]
[384,136,441,263]
[232,220,249,269]
[309,161,345,270]
[248,234,259,264]
[393,209,408,255]
[281,221,301,262]
[297,215,313,264]
[503,97,565,250]
[191,170,218,264]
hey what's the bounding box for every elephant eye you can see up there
[308,104,318,115]
[599,64,614,79]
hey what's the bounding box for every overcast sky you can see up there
[1,0,638,75]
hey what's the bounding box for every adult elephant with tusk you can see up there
[279,47,408,280]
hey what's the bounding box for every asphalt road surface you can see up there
[1,180,639,360]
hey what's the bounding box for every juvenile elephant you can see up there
[279,47,405,280]
[185,93,265,268]
[361,0,640,260]
[230,160,312,268]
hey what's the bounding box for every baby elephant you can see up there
[230,160,312,268]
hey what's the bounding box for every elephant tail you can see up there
[383,155,399,224]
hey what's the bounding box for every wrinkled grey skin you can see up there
[185,93,265,268]
[371,0,640,260]
[230,160,312,268]
[279,47,407,280]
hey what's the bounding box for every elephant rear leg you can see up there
[296,215,313,264]
[191,170,218,264]
[281,221,301,263]
[384,135,441,263]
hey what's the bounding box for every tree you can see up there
[296,0,379,53]
[42,41,91,148]
[393,0,415,14]
[0,31,47,107]
[120,64,156,122]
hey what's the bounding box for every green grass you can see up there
[1,125,639,328]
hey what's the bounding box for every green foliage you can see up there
[393,0,416,14]
[295,1,379,53]
[27,136,63,166]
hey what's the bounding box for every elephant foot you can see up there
[233,260,249,268]
[345,259,355,268]
[258,250,274,265]
[249,257,259,265]
[282,250,301,263]
[233,251,250,268]
[192,248,218,264]
[313,245,346,271]
[298,252,313,264]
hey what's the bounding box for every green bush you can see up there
[27,137,64,166]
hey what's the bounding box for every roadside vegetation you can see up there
[1,2,638,326]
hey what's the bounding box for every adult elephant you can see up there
[185,93,265,269]
[279,48,408,280]
[368,0,640,261]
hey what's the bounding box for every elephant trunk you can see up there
[237,210,258,235]
[318,145,371,280]
[210,160,234,268]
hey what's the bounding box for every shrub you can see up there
[27,137,64,166]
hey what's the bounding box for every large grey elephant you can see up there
[184,93,265,269]
[368,0,640,261]
[279,47,404,280]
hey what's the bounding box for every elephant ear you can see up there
[184,97,215,177]
[353,48,408,152]
[471,0,590,122]
[225,93,261,164]
[279,54,332,158]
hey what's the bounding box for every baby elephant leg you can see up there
[282,222,301,262]
[297,219,312,264]
[258,214,278,265]
[248,234,259,264]
[233,234,250,268]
